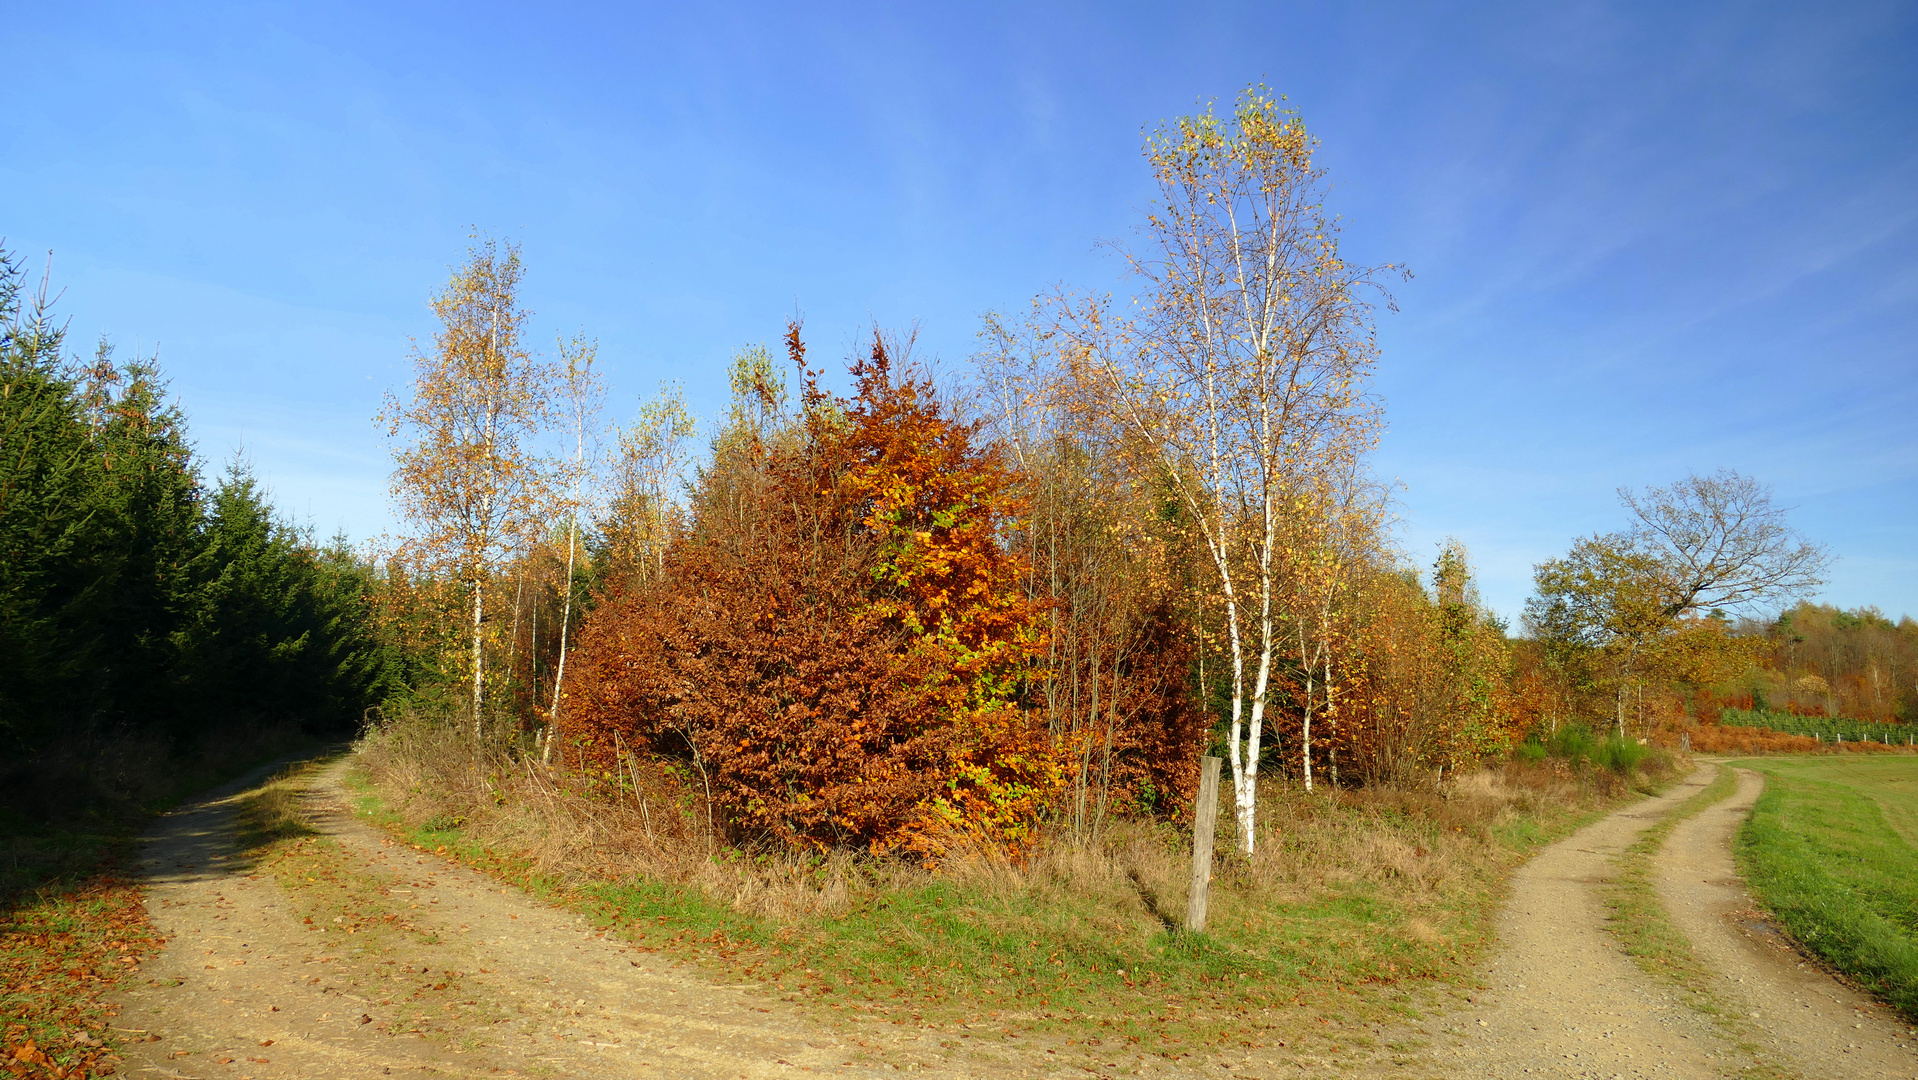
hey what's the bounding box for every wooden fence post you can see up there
[1185,755,1222,933]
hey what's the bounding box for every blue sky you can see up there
[4,1,1913,621]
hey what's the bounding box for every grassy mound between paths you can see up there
[350,719,1679,1068]
[1730,756,1918,1019]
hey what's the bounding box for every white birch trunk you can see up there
[470,576,484,740]
[1300,622,1314,793]
[546,520,577,764]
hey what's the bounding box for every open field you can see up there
[1728,754,1918,1019]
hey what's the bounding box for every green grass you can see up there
[2,733,330,907]
[1726,755,1918,1020]
[1604,763,1740,995]
[366,803,1393,1049]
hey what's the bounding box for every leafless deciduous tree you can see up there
[1620,468,1830,616]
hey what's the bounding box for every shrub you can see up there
[1548,725,1598,764]
[564,329,1074,861]
[1594,733,1649,775]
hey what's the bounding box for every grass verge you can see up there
[348,726,1670,1069]
[1603,763,1738,998]
[1728,756,1918,1021]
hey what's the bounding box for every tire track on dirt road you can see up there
[1657,764,1917,1079]
[1424,765,1739,1079]
[109,756,984,1079]
[1420,760,1918,1079]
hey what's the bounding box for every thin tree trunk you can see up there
[1300,622,1314,793]
[1324,630,1338,789]
[547,520,578,763]
[509,572,525,683]
[471,577,485,740]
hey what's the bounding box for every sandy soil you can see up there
[104,755,1918,1079]
[111,757,978,1079]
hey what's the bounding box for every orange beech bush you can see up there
[564,327,1059,859]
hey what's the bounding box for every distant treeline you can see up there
[1742,604,1918,724]
[0,248,401,821]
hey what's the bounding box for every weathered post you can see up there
[1185,756,1223,933]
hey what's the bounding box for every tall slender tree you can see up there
[543,334,603,762]
[1072,88,1395,853]
[381,236,558,738]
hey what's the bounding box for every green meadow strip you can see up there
[1733,761,1918,1020]
[1604,764,1738,999]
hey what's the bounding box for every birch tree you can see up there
[601,381,696,590]
[543,334,603,762]
[381,237,558,738]
[1081,88,1393,854]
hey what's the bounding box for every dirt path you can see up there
[1423,765,1739,1079]
[109,756,986,1080]
[1417,761,1918,1079]
[106,754,1918,1079]
[1657,764,1918,1079]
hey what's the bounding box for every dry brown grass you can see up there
[348,709,1666,1061]
[1668,724,1909,755]
[357,710,1638,935]
[358,714,894,919]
